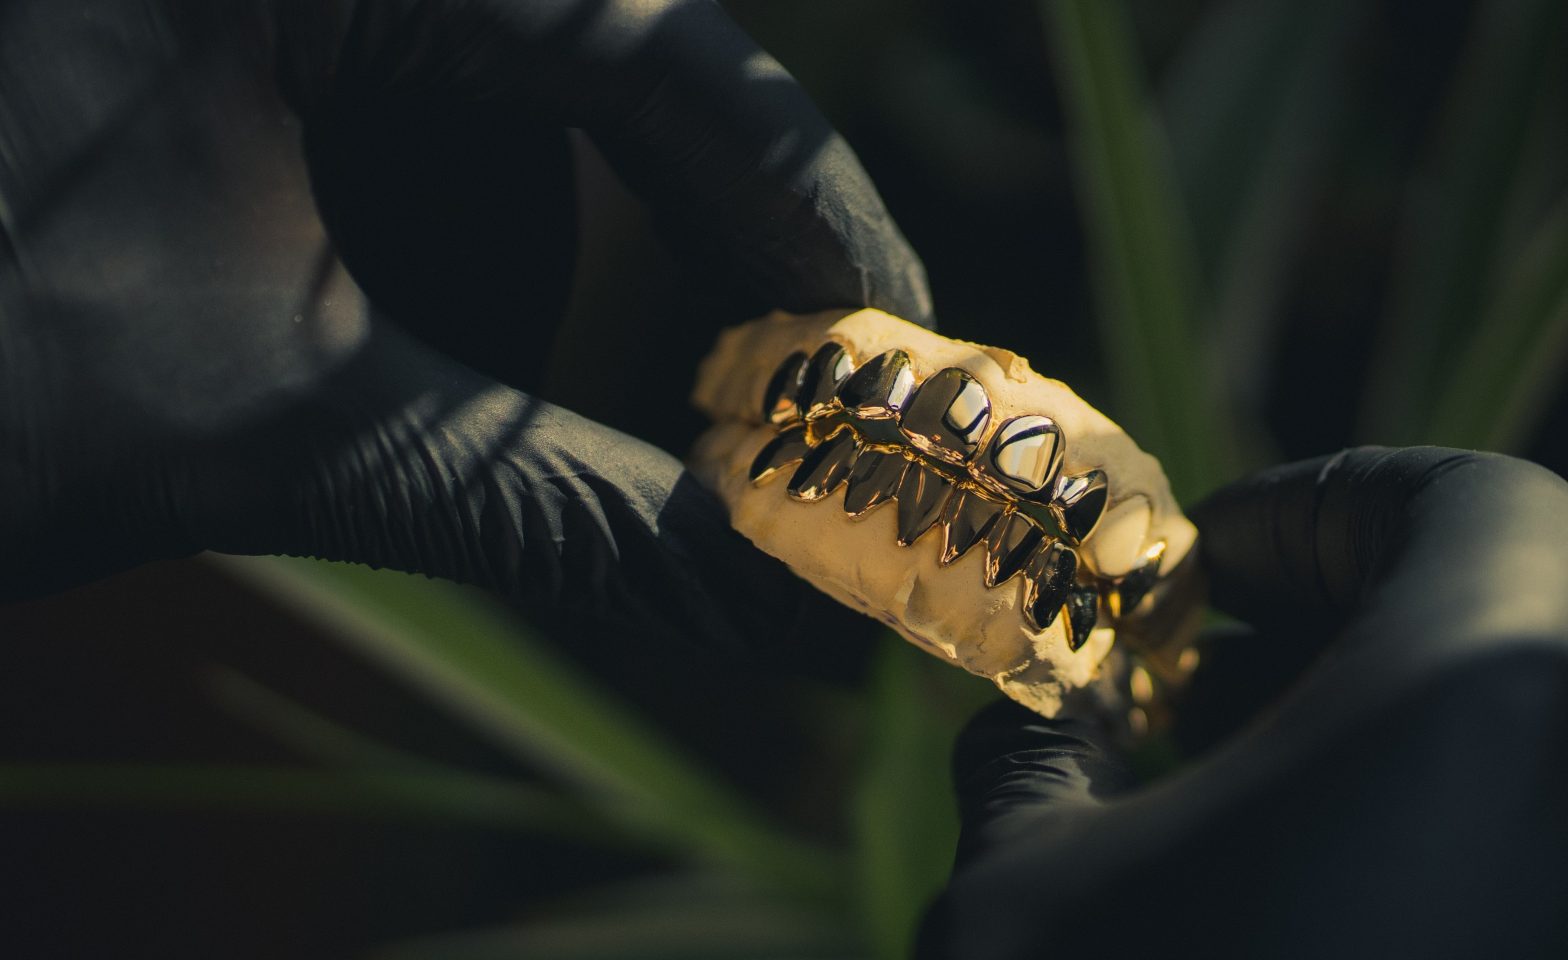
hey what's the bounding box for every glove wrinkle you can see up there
[3,0,928,660]
[929,449,1568,959]
[177,325,803,655]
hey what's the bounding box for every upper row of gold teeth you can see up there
[747,341,1165,651]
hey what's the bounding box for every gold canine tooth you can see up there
[787,427,859,502]
[837,349,916,420]
[1051,469,1109,543]
[748,423,811,485]
[895,465,951,546]
[983,510,1046,588]
[1023,540,1076,631]
[900,367,992,464]
[1065,586,1100,651]
[1107,540,1166,618]
[797,343,856,418]
[762,350,808,425]
[842,449,907,519]
[939,489,1003,565]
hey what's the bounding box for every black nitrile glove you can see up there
[0,0,930,653]
[919,448,1568,959]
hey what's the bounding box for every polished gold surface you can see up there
[747,422,811,485]
[842,448,907,519]
[743,339,1183,655]
[1023,540,1076,632]
[899,367,992,463]
[838,349,917,421]
[983,510,1045,589]
[798,343,855,418]
[977,415,1063,496]
[1051,468,1109,543]
[786,426,858,501]
[761,350,808,425]
[895,464,951,546]
[939,489,1003,566]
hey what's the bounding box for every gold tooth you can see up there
[895,465,951,546]
[975,415,1064,497]
[939,489,1004,566]
[1065,586,1100,651]
[899,367,992,464]
[842,449,908,519]
[837,349,916,420]
[762,350,809,425]
[787,428,859,502]
[1051,469,1109,543]
[748,423,811,485]
[797,343,855,418]
[1022,540,1076,632]
[1107,540,1166,618]
[983,510,1046,588]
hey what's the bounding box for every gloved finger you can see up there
[926,452,1568,959]
[179,319,817,658]
[915,697,1131,960]
[302,109,578,394]
[947,698,1131,869]
[1170,621,1322,756]
[276,0,933,330]
[1189,447,1568,659]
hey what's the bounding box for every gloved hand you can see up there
[919,447,1568,959]
[0,0,930,653]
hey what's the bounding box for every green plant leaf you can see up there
[852,636,993,960]
[1163,0,1360,429]
[370,872,859,960]
[0,762,614,842]
[203,666,447,772]
[1040,0,1231,501]
[1424,192,1568,451]
[1362,0,1568,444]
[209,555,842,903]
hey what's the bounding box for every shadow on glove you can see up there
[920,447,1568,960]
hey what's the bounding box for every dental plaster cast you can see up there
[689,309,1200,717]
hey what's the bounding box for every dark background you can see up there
[4,0,1565,956]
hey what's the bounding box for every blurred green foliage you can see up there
[7,1,1567,956]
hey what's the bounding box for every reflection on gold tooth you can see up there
[1023,540,1076,631]
[939,489,1003,566]
[1065,587,1099,651]
[900,367,992,464]
[796,343,855,418]
[842,449,907,518]
[1051,469,1109,543]
[762,350,808,425]
[837,349,916,420]
[1108,540,1166,617]
[786,428,859,502]
[748,424,811,484]
[983,511,1046,588]
[895,465,951,546]
[750,339,1156,649]
[980,415,1064,495]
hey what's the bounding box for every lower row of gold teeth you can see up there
[747,342,1165,651]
